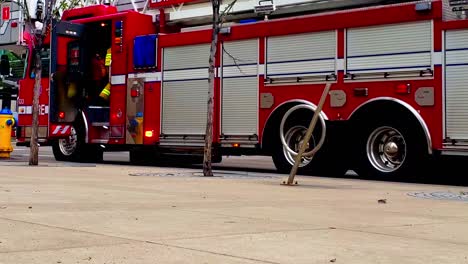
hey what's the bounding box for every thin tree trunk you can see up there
[29,50,42,165]
[203,0,220,176]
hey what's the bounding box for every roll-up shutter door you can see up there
[222,39,258,136]
[347,21,432,74]
[445,29,468,140]
[162,44,210,135]
[266,31,336,79]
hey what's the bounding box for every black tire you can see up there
[130,148,158,165]
[354,116,429,180]
[52,121,103,163]
[271,109,348,177]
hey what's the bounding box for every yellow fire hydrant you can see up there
[0,108,16,159]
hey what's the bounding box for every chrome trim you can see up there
[442,29,446,140]
[111,75,126,85]
[349,97,433,155]
[260,99,329,148]
[221,144,256,148]
[159,142,205,147]
[220,140,258,145]
[128,72,161,79]
[441,150,468,156]
[91,122,110,127]
[81,111,89,144]
[91,139,109,144]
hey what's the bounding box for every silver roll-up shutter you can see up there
[222,39,258,136]
[445,29,468,140]
[162,80,208,135]
[266,31,336,79]
[162,44,210,135]
[347,21,432,74]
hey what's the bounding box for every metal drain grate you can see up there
[192,171,276,179]
[408,191,468,202]
[129,171,277,179]
[129,172,190,177]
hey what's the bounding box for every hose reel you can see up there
[279,104,327,158]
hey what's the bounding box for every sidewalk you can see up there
[0,163,467,264]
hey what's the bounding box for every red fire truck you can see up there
[15,0,468,179]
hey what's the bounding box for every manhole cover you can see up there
[129,171,276,179]
[129,172,191,177]
[408,191,468,202]
[192,171,276,179]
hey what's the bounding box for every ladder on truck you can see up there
[112,0,411,27]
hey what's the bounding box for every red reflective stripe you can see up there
[53,126,61,134]
[51,125,72,135]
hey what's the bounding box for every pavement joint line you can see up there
[0,216,139,243]
[5,212,466,258]
[143,240,282,264]
[336,226,468,247]
[175,208,320,226]
[159,219,468,242]
[172,206,468,228]
[0,242,135,254]
[160,227,332,241]
[0,216,281,263]
[353,219,468,229]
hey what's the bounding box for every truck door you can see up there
[49,20,85,126]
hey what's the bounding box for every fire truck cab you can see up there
[48,6,154,161]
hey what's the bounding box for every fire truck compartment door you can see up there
[445,29,468,140]
[266,31,336,79]
[49,20,85,124]
[162,43,210,135]
[346,21,432,75]
[221,39,258,136]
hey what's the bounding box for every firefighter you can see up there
[91,52,106,99]
[99,47,112,102]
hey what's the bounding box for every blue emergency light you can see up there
[133,34,157,69]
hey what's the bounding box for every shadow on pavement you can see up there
[101,155,468,187]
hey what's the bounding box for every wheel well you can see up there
[349,99,432,154]
[261,102,300,154]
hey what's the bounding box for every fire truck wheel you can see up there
[129,149,155,165]
[272,113,347,176]
[356,118,427,179]
[52,124,103,163]
[52,126,79,161]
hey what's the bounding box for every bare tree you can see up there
[27,0,55,165]
[203,0,237,176]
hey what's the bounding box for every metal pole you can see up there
[284,83,332,185]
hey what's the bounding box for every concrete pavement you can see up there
[0,162,468,263]
[10,145,279,172]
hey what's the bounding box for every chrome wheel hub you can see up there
[283,125,316,167]
[367,126,406,173]
[58,127,77,156]
[384,142,399,156]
